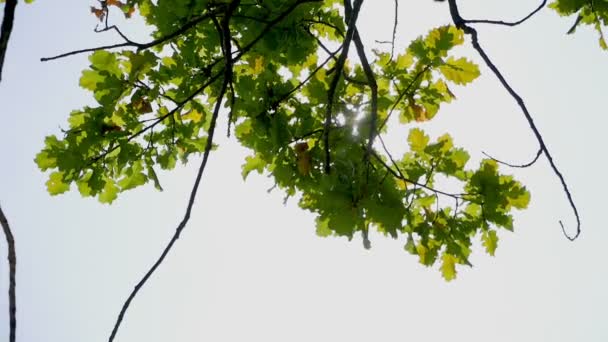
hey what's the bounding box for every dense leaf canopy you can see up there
[34,0,605,282]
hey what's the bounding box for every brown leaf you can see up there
[90,6,106,21]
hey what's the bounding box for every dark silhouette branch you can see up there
[41,11,221,62]
[0,204,17,342]
[371,148,472,200]
[0,0,18,82]
[344,0,378,169]
[323,0,364,174]
[482,148,543,168]
[464,0,547,26]
[447,0,581,240]
[107,2,240,341]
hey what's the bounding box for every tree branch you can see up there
[464,0,547,27]
[0,204,17,342]
[0,0,18,82]
[344,0,378,171]
[447,0,581,240]
[482,148,542,168]
[323,0,364,174]
[41,11,220,62]
[107,2,240,341]
[390,0,398,59]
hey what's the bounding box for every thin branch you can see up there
[0,204,17,342]
[41,11,220,62]
[323,0,364,174]
[303,18,345,37]
[464,0,547,26]
[482,148,543,168]
[94,25,134,44]
[371,149,470,200]
[107,2,240,340]
[390,0,398,59]
[0,0,18,82]
[447,0,581,240]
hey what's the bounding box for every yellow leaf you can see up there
[441,253,457,281]
[408,128,429,153]
[395,53,413,69]
[396,179,408,190]
[182,109,203,123]
[251,56,264,77]
[439,57,480,85]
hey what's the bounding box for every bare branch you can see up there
[107,2,241,340]
[447,0,581,240]
[0,0,18,82]
[482,148,543,168]
[464,0,547,26]
[344,0,378,172]
[42,11,220,62]
[0,204,17,342]
[323,0,364,174]
[390,0,398,59]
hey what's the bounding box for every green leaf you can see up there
[79,70,105,90]
[35,151,56,171]
[147,166,164,191]
[315,218,332,237]
[241,154,266,180]
[509,189,530,209]
[46,172,70,195]
[482,230,499,256]
[99,179,119,204]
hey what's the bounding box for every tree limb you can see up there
[41,11,221,62]
[323,0,364,174]
[0,0,18,82]
[107,2,240,341]
[464,0,547,27]
[447,0,581,240]
[0,204,17,342]
[482,148,542,168]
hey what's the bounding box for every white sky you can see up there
[1,0,607,341]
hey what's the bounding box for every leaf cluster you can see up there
[36,0,535,280]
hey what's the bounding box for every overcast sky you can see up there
[1,0,608,341]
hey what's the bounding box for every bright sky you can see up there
[1,1,607,341]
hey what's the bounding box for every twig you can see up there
[447,0,581,240]
[0,0,18,82]
[107,2,240,341]
[371,149,470,200]
[390,0,398,60]
[464,0,547,26]
[41,11,220,62]
[0,204,17,342]
[482,148,542,168]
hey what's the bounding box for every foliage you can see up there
[550,0,608,49]
[34,0,592,281]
